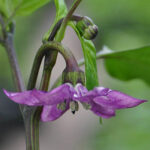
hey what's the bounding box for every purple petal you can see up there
[90,101,116,118]
[34,83,75,105]
[3,89,45,106]
[74,84,116,118]
[93,90,147,109]
[74,85,110,103]
[93,87,110,96]
[74,83,88,97]
[41,103,69,122]
[4,83,75,106]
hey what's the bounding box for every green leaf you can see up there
[54,0,67,21]
[0,0,10,17]
[15,0,50,16]
[100,46,150,85]
[0,0,50,18]
[69,22,99,90]
[43,0,68,41]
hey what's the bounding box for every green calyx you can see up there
[62,69,85,86]
[76,16,98,40]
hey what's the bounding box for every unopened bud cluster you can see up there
[76,16,98,40]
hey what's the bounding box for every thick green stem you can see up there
[23,106,42,150]
[39,52,56,91]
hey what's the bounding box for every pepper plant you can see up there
[0,0,148,150]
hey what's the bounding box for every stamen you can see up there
[70,101,79,113]
[57,101,67,111]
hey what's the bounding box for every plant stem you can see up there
[1,14,39,150]
[1,17,35,149]
[39,52,55,91]
[23,106,42,150]
[41,15,82,91]
[0,19,33,150]
[47,15,82,41]
[40,0,82,92]
[25,41,78,150]
[1,21,25,115]
[20,1,82,149]
[0,14,25,92]
[28,41,79,91]
[4,33,25,92]
[55,0,82,42]
[24,44,46,150]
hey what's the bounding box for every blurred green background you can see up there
[0,0,150,150]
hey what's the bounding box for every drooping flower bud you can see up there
[76,16,98,40]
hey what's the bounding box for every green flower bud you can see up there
[76,16,98,40]
[83,25,98,40]
[62,69,85,86]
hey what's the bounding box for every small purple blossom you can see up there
[74,84,147,118]
[4,83,147,121]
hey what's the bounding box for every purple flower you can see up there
[4,83,147,122]
[74,84,147,118]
